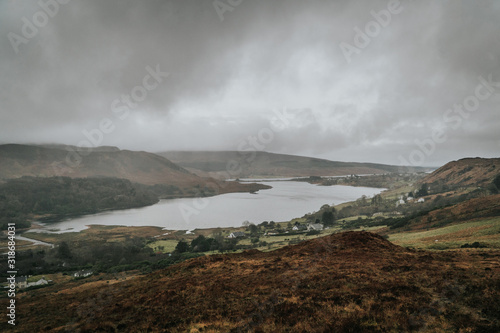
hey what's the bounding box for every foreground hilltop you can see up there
[9,231,500,332]
[159,150,430,178]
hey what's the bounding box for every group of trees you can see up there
[489,174,500,194]
[0,233,208,279]
[0,176,159,229]
[415,184,429,197]
[241,221,284,234]
[175,234,238,253]
[312,173,427,189]
[2,236,163,276]
[319,206,337,227]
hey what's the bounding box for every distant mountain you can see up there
[0,144,199,187]
[419,157,500,189]
[158,151,430,178]
[38,144,121,152]
[0,144,268,195]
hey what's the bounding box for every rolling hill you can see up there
[0,144,268,194]
[418,157,500,189]
[158,151,430,179]
[6,231,499,332]
[0,144,198,187]
[372,157,500,247]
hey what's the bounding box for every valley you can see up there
[1,148,499,332]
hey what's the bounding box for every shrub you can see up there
[461,242,487,249]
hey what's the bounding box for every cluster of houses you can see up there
[10,269,93,289]
[72,269,93,278]
[396,196,425,207]
[13,276,51,289]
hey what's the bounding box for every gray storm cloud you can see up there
[0,0,499,166]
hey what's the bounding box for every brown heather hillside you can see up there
[0,144,268,194]
[7,232,500,332]
[419,157,500,188]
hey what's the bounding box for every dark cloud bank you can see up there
[1,0,499,166]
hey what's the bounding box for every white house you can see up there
[27,278,49,288]
[292,224,307,231]
[307,223,323,231]
[228,231,246,238]
[73,270,93,278]
[417,198,425,203]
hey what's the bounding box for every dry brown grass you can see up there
[4,231,499,332]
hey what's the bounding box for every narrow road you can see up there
[12,234,54,248]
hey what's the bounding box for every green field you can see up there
[147,239,179,253]
[388,216,500,249]
[148,229,338,253]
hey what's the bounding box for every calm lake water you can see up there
[32,181,384,233]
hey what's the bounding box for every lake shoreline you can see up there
[24,182,272,226]
[26,181,385,234]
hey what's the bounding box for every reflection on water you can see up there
[33,181,384,233]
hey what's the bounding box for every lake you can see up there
[32,181,384,233]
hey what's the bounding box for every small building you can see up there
[417,198,425,203]
[73,270,93,278]
[27,278,49,288]
[15,276,27,289]
[307,223,324,231]
[228,231,246,239]
[292,224,307,231]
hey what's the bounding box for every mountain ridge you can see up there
[0,144,271,199]
[159,150,431,179]
[0,144,196,187]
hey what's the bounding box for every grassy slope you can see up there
[327,158,500,250]
[389,216,500,249]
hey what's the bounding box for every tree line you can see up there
[175,234,239,253]
[0,176,159,229]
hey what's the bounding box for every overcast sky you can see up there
[1,0,499,167]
